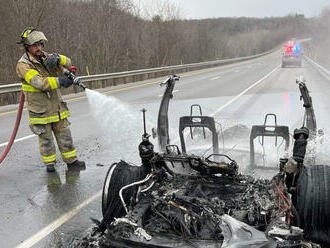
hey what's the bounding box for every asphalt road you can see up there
[1,50,329,248]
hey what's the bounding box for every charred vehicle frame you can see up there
[82,75,329,248]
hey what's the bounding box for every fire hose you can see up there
[0,91,25,164]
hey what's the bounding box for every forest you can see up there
[0,0,327,84]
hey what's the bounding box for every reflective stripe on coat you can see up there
[16,52,72,124]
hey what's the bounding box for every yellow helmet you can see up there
[18,27,48,45]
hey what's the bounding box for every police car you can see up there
[281,41,302,68]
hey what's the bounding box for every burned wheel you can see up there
[102,161,147,225]
[295,164,330,244]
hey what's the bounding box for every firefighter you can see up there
[16,27,85,172]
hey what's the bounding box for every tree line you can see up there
[0,0,311,84]
[305,7,330,68]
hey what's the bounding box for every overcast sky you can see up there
[134,0,330,19]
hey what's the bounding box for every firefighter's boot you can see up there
[46,163,56,172]
[67,160,86,170]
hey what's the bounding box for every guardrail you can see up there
[0,49,275,106]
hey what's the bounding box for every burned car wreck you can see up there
[78,75,330,248]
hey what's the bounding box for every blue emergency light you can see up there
[293,44,301,53]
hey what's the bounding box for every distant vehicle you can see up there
[281,41,302,68]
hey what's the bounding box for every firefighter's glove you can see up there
[45,53,60,70]
[59,77,73,88]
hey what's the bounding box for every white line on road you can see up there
[13,64,280,248]
[210,65,280,117]
[15,190,102,248]
[210,76,221,80]
[0,134,36,148]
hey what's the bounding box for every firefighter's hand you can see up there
[59,77,73,88]
[45,53,60,70]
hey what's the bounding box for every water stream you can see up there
[85,89,157,162]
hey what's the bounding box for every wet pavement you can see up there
[1,51,330,247]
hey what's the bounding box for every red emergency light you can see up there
[285,45,294,54]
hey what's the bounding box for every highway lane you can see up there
[1,50,329,247]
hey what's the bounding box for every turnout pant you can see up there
[30,118,77,165]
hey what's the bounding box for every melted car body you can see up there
[77,76,328,248]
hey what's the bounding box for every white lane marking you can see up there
[158,90,179,97]
[15,190,102,248]
[13,64,280,248]
[0,134,36,148]
[234,70,240,73]
[210,65,280,117]
[210,76,221,80]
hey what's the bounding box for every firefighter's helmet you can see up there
[18,27,48,45]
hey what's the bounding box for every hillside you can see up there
[0,0,310,84]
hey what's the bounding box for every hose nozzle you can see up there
[60,65,87,90]
[73,77,87,90]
